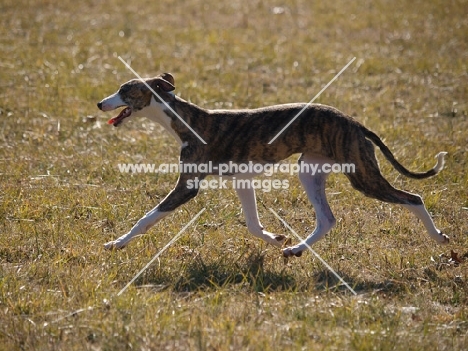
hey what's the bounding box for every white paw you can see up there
[104,240,126,250]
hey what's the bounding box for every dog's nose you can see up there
[97,101,103,110]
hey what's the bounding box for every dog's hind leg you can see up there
[104,173,202,250]
[401,203,449,244]
[283,155,336,258]
[344,140,449,244]
[235,184,289,247]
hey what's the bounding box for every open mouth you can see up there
[107,107,132,127]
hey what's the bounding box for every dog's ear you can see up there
[151,73,175,92]
[161,73,175,86]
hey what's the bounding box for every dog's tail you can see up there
[363,129,447,179]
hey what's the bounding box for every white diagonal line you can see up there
[117,56,207,145]
[268,57,356,144]
[268,208,357,295]
[48,306,95,325]
[117,208,206,296]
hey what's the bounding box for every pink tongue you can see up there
[107,117,118,125]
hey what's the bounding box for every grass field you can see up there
[1,0,467,349]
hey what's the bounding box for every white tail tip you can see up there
[434,152,447,173]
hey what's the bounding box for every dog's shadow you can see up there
[138,251,297,293]
[134,252,409,295]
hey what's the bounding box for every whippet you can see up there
[97,73,449,257]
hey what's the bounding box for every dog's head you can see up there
[97,73,175,127]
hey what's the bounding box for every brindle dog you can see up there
[97,73,449,257]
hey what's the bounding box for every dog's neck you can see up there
[138,95,208,146]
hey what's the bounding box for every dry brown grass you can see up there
[0,0,467,349]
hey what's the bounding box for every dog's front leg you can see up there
[235,183,289,247]
[104,173,202,250]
